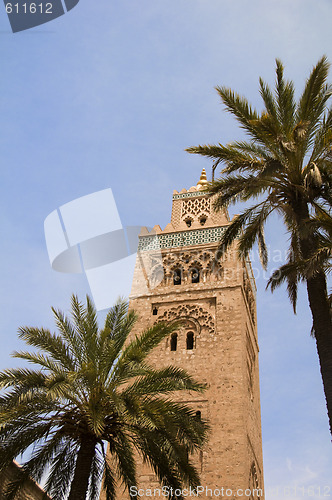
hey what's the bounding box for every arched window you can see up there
[170,333,178,351]
[184,218,192,228]
[152,307,158,316]
[195,410,201,420]
[191,268,200,284]
[173,269,182,285]
[199,216,207,226]
[186,331,194,350]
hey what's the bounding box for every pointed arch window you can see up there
[170,333,178,351]
[173,269,182,285]
[186,331,194,350]
[191,268,200,284]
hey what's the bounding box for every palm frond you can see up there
[110,430,137,495]
[116,321,180,380]
[215,86,259,135]
[275,58,296,136]
[297,56,330,126]
[101,452,116,500]
[123,366,206,397]
[17,327,75,371]
[259,76,279,126]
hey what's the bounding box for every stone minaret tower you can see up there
[119,170,264,499]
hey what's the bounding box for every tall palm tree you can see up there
[0,295,208,500]
[186,56,332,434]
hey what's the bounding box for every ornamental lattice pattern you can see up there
[158,303,215,335]
[163,249,222,276]
[181,197,211,219]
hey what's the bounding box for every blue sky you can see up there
[0,0,331,497]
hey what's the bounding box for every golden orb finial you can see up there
[196,168,208,190]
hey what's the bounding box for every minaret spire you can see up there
[196,168,208,190]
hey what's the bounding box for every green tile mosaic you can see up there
[172,191,206,200]
[138,227,226,251]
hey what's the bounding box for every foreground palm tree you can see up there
[0,295,208,499]
[187,57,332,434]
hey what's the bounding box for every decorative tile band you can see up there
[138,226,226,251]
[172,191,207,200]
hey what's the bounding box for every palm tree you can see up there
[186,56,332,434]
[0,295,208,500]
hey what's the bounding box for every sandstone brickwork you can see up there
[0,461,50,500]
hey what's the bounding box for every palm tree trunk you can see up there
[68,436,96,500]
[306,272,332,437]
[295,202,332,436]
